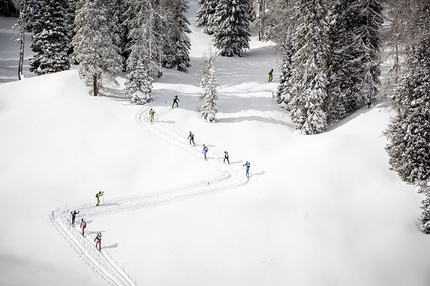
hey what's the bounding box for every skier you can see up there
[223,151,230,164]
[243,161,250,178]
[149,108,155,122]
[268,69,273,82]
[202,144,208,160]
[95,190,104,206]
[94,232,102,251]
[71,210,80,227]
[187,131,196,146]
[172,95,180,108]
[80,218,87,236]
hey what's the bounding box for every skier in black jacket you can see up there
[71,210,79,227]
[172,95,180,108]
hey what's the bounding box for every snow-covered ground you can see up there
[1,2,429,285]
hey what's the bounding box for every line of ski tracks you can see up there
[50,105,250,285]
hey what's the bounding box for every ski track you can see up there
[50,103,251,285]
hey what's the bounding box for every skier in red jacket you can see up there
[80,218,87,236]
[94,232,102,251]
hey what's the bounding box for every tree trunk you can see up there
[93,74,98,96]
[259,0,265,41]
[17,8,25,80]
[18,31,24,80]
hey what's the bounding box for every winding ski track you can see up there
[50,104,249,285]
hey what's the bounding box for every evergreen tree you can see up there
[326,0,355,123]
[22,0,39,32]
[385,36,430,184]
[195,0,217,35]
[383,0,430,96]
[326,0,383,124]
[275,35,294,105]
[124,0,167,77]
[418,181,430,234]
[348,0,382,108]
[383,0,413,87]
[213,0,251,57]
[160,0,191,72]
[109,0,128,72]
[287,0,330,134]
[200,52,218,122]
[199,49,215,91]
[72,0,123,96]
[125,59,153,104]
[265,0,295,47]
[124,0,154,104]
[150,0,169,77]
[29,0,70,75]
[64,0,77,61]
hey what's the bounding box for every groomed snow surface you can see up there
[1,3,430,285]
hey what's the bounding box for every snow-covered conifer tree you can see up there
[160,0,191,72]
[65,0,76,60]
[276,37,294,105]
[383,0,430,97]
[195,0,217,35]
[287,0,330,134]
[199,48,215,91]
[326,0,356,123]
[346,0,382,109]
[109,0,128,72]
[385,32,430,235]
[22,0,39,32]
[385,36,430,184]
[124,0,154,104]
[418,181,430,234]
[200,52,218,122]
[125,0,162,77]
[326,0,382,124]
[125,59,153,104]
[213,0,251,57]
[29,0,70,75]
[72,0,123,96]
[263,0,294,47]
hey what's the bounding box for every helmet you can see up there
[97,232,102,237]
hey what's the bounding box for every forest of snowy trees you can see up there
[5,0,430,231]
[14,0,192,99]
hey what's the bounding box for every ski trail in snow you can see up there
[50,208,137,286]
[50,104,251,285]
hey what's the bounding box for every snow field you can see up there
[1,3,430,285]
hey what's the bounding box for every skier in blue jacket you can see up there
[243,161,250,178]
[202,144,208,160]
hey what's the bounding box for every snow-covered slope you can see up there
[1,2,430,285]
